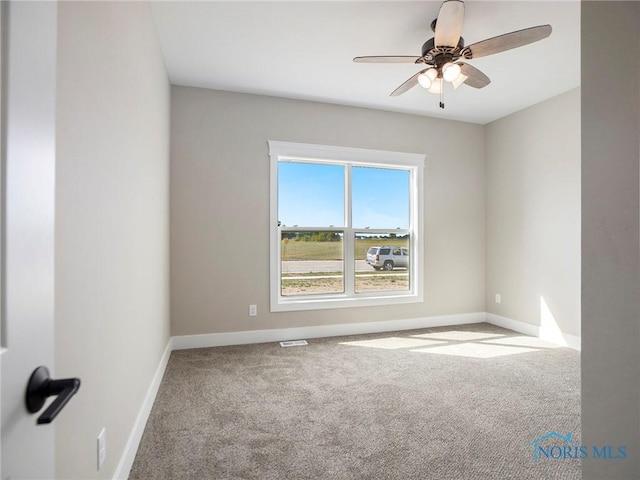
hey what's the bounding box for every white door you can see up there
[1,2,59,479]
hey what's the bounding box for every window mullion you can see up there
[344,164,354,296]
[410,166,419,294]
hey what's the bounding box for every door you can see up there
[1,2,58,479]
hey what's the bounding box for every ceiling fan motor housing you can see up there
[421,37,465,58]
[422,37,465,71]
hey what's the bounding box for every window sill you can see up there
[271,291,423,313]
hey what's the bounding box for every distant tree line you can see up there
[282,232,342,242]
[354,234,410,240]
[281,232,409,242]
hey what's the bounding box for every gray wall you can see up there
[485,88,581,339]
[170,86,486,336]
[54,2,170,478]
[581,2,640,478]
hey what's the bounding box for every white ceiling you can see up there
[150,1,580,125]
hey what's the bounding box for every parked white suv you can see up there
[366,246,409,271]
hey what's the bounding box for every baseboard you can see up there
[485,313,539,337]
[170,312,486,350]
[113,341,173,480]
[485,313,581,351]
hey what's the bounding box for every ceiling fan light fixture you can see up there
[452,73,468,89]
[443,62,462,82]
[417,72,432,89]
[418,68,438,89]
[428,77,443,94]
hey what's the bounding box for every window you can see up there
[269,141,424,312]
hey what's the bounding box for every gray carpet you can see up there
[129,323,580,479]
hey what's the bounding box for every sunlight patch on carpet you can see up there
[339,337,445,350]
[411,342,538,358]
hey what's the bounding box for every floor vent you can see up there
[280,340,308,347]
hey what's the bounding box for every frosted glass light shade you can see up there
[418,68,438,89]
[428,77,443,94]
[443,62,462,82]
[418,73,432,89]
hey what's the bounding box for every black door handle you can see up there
[25,366,81,424]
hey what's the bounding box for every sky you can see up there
[278,162,409,229]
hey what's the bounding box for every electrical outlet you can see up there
[249,304,257,317]
[97,428,106,470]
[495,293,501,304]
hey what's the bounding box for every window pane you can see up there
[355,233,410,293]
[281,231,344,296]
[352,166,409,229]
[278,162,344,227]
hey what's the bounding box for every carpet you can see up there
[129,322,580,479]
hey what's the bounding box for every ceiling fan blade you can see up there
[390,70,426,97]
[353,56,421,64]
[464,25,552,59]
[435,0,465,48]
[459,62,490,89]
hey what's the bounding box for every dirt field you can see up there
[281,274,409,296]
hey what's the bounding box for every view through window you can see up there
[269,141,424,312]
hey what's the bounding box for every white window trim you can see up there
[268,141,425,312]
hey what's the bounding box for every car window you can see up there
[393,248,401,255]
[380,248,390,255]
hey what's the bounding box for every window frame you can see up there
[269,141,425,312]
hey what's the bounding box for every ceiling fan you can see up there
[354,0,552,109]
